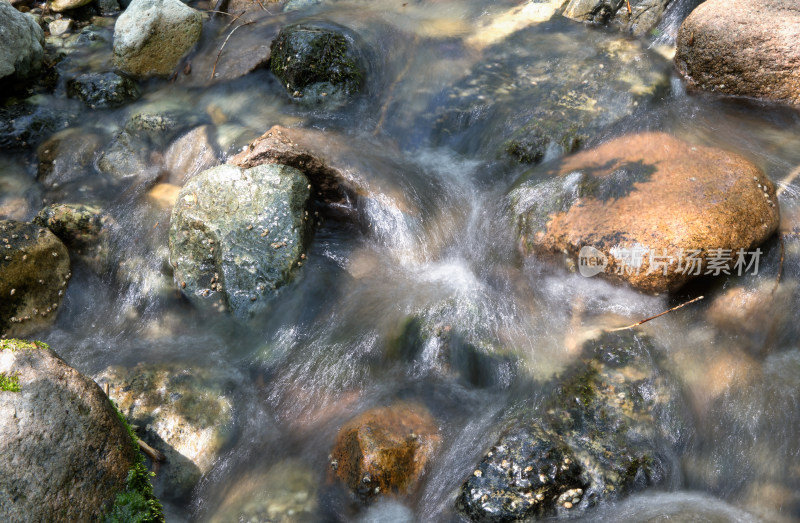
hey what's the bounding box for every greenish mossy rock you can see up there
[97,362,240,499]
[0,221,71,338]
[0,101,78,151]
[34,203,115,272]
[96,130,153,183]
[458,331,686,521]
[0,339,160,522]
[270,23,366,105]
[168,164,311,319]
[431,19,670,163]
[66,72,140,109]
[389,298,517,388]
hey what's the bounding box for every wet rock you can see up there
[125,103,202,145]
[163,125,220,185]
[270,22,366,105]
[675,0,800,106]
[562,0,671,36]
[458,331,684,521]
[0,221,70,338]
[168,164,311,319]
[432,19,670,163]
[48,19,73,36]
[283,0,323,12]
[209,459,318,522]
[0,3,45,85]
[97,362,240,499]
[36,127,103,188]
[389,298,517,388]
[33,203,114,272]
[50,0,93,11]
[95,0,120,15]
[96,130,152,183]
[706,281,796,340]
[331,402,440,501]
[66,72,140,109]
[509,132,780,293]
[0,101,78,150]
[0,339,136,520]
[113,0,203,78]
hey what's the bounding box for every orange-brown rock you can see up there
[706,281,795,339]
[330,402,440,501]
[510,132,780,293]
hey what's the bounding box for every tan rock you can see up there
[706,281,795,338]
[511,132,779,293]
[675,0,800,105]
[147,183,181,210]
[330,402,440,500]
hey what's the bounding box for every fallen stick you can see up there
[605,295,705,332]
[210,21,255,81]
[138,439,167,463]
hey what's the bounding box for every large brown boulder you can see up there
[0,340,136,521]
[330,402,440,501]
[510,132,779,293]
[675,0,800,105]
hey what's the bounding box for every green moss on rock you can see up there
[0,372,21,392]
[104,401,164,523]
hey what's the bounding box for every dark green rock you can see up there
[168,164,311,320]
[431,19,670,163]
[66,72,140,109]
[0,220,71,337]
[458,331,684,521]
[270,22,366,105]
[34,203,114,271]
[0,101,77,150]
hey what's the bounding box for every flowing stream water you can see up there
[3,0,800,521]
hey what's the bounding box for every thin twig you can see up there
[210,21,255,81]
[777,164,800,197]
[138,439,167,463]
[604,295,705,332]
[774,234,785,293]
[373,35,420,136]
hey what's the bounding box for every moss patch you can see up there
[0,339,49,352]
[104,401,165,523]
[0,372,21,392]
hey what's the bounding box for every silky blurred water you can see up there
[3,0,800,520]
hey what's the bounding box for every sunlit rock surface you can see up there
[510,132,779,293]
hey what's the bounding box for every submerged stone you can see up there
[509,132,779,293]
[431,19,670,163]
[0,221,70,338]
[458,331,686,521]
[97,362,240,499]
[33,203,114,272]
[168,164,311,319]
[66,71,140,109]
[36,127,103,188]
[389,298,517,388]
[270,23,366,105]
[331,402,440,502]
